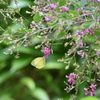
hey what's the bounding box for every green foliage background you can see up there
[0,0,100,100]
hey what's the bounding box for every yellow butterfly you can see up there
[31,57,45,69]
[0,40,3,43]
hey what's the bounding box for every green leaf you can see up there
[96,89,100,98]
[80,0,87,7]
[48,34,54,39]
[85,76,91,82]
[11,57,32,72]
[71,0,77,3]
[80,96,99,100]
[94,29,100,36]
[58,31,66,38]
[53,25,61,30]
[0,95,14,100]
[82,58,88,64]
[33,14,42,23]
[67,20,73,27]
[15,8,20,13]
[84,7,93,10]
[85,35,96,41]
[97,59,100,63]
[0,72,12,83]
[85,21,96,29]
[55,7,60,12]
[20,77,36,91]
[39,24,46,28]
[44,62,63,69]
[31,88,50,100]
[47,19,58,27]
[69,4,75,10]
[59,0,66,6]
[69,10,79,17]
[7,26,12,32]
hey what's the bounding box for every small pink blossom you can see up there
[44,17,53,22]
[84,88,90,95]
[90,85,97,90]
[77,30,86,36]
[84,84,97,96]
[93,25,98,30]
[94,0,100,3]
[76,8,80,12]
[43,47,50,58]
[68,78,75,84]
[97,51,100,55]
[85,29,94,36]
[77,50,88,58]
[42,4,58,13]
[66,73,75,78]
[57,28,61,31]
[48,4,58,8]
[60,6,69,12]
[66,73,79,84]
[98,16,100,22]
[85,54,89,58]
[88,0,100,3]
[79,41,84,48]
[88,29,94,36]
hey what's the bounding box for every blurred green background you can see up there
[0,0,100,100]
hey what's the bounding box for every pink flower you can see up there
[68,78,75,84]
[94,0,100,3]
[97,51,100,55]
[88,0,100,2]
[84,84,97,96]
[90,84,97,90]
[43,47,50,58]
[85,54,89,58]
[84,88,90,95]
[48,4,58,8]
[88,29,94,36]
[93,25,98,30]
[77,30,86,36]
[43,4,58,13]
[57,28,61,31]
[79,41,84,48]
[98,16,100,22]
[77,50,84,58]
[69,73,76,78]
[66,73,79,84]
[60,6,69,12]
[44,17,53,22]
[76,8,80,12]
[77,50,88,58]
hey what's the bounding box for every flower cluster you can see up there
[77,50,88,58]
[84,84,97,96]
[96,51,100,55]
[41,4,69,13]
[76,8,81,12]
[98,16,100,22]
[66,73,79,84]
[86,29,94,36]
[42,4,58,13]
[88,0,100,3]
[44,17,53,22]
[60,6,69,12]
[77,28,95,37]
[43,47,50,58]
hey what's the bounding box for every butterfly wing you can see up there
[31,57,45,69]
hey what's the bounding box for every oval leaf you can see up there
[20,77,36,90]
[31,88,50,100]
[33,14,42,23]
